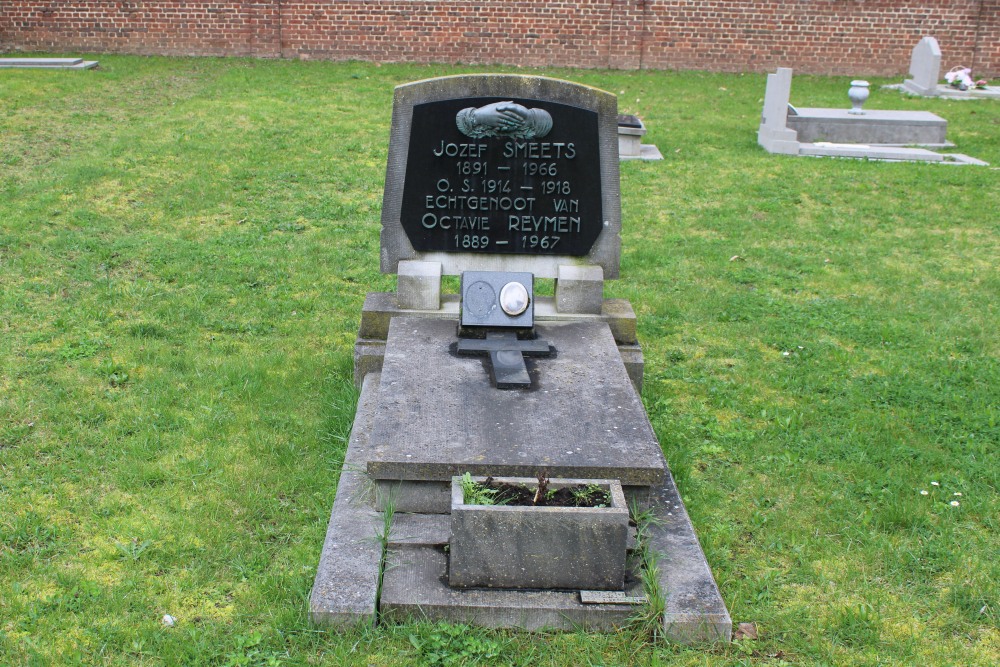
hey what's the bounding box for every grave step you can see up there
[380,545,642,631]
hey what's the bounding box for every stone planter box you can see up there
[618,115,647,158]
[448,476,629,590]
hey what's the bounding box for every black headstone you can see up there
[400,98,603,257]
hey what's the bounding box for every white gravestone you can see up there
[757,68,800,155]
[903,36,942,96]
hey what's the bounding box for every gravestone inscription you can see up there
[400,98,603,256]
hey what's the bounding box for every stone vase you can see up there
[448,476,629,590]
[848,80,870,115]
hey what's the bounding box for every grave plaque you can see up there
[381,75,621,279]
[400,98,602,256]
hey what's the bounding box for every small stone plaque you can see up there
[579,590,647,605]
[459,270,534,328]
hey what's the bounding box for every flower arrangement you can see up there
[945,66,989,91]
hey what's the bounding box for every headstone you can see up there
[757,68,800,155]
[310,74,732,643]
[380,75,621,280]
[896,36,1000,100]
[903,36,942,96]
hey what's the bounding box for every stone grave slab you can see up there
[617,114,663,161]
[0,57,98,69]
[759,68,988,166]
[366,317,665,493]
[787,108,947,146]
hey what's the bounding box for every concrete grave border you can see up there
[380,74,622,279]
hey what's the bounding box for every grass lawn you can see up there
[1,55,997,666]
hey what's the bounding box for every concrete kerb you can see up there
[309,373,384,627]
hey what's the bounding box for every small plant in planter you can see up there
[459,472,505,506]
[449,475,629,590]
[460,473,612,508]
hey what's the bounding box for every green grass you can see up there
[1,55,998,665]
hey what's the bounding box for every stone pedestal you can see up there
[396,260,442,310]
[555,264,604,314]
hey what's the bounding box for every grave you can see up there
[900,36,1000,100]
[617,114,663,161]
[0,57,98,70]
[758,68,987,165]
[310,74,731,642]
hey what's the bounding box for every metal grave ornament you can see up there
[456,101,553,139]
[457,270,552,389]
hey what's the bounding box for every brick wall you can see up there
[2,2,997,76]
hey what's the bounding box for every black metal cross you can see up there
[456,331,553,389]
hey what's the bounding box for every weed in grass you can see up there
[374,489,397,628]
[113,537,153,562]
[222,631,287,667]
[57,337,105,361]
[1,512,64,556]
[407,623,503,666]
[828,602,881,648]
[627,501,667,643]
